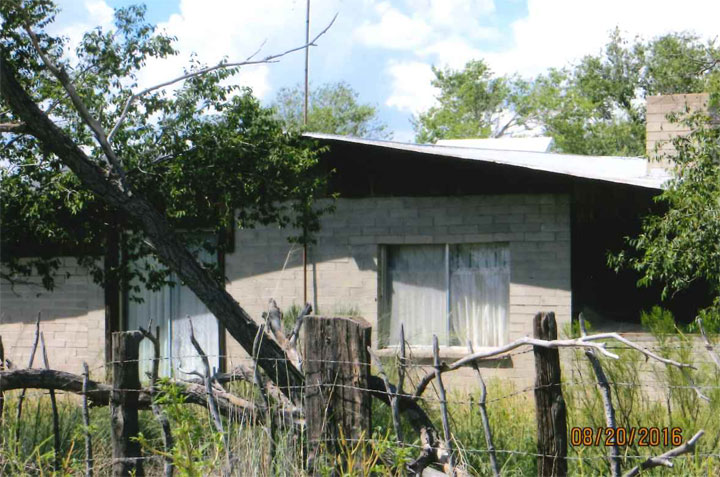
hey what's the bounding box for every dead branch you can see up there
[139,323,174,477]
[433,335,454,475]
[467,341,499,477]
[81,362,93,477]
[414,331,694,398]
[368,347,402,442]
[107,14,338,141]
[40,332,61,471]
[579,314,620,477]
[189,320,230,475]
[0,368,300,425]
[253,324,275,465]
[698,318,720,371]
[16,313,41,432]
[623,430,704,477]
[398,323,407,396]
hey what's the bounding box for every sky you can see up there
[50,0,720,142]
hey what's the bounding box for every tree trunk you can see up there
[0,56,303,401]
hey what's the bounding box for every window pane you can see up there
[380,245,447,347]
[449,244,509,347]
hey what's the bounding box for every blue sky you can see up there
[52,0,720,142]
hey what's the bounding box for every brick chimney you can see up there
[646,93,710,174]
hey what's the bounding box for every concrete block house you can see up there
[0,94,710,387]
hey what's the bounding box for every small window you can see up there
[379,243,509,348]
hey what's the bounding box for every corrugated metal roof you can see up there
[304,133,670,190]
[436,136,554,152]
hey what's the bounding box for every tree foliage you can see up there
[272,81,389,139]
[611,114,720,302]
[0,1,328,293]
[415,30,720,155]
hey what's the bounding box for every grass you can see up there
[3,316,720,475]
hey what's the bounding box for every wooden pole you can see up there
[82,362,94,477]
[111,331,144,477]
[533,312,567,477]
[16,313,41,443]
[303,315,371,472]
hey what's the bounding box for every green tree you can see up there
[610,112,720,325]
[273,81,389,138]
[1,0,333,399]
[415,31,720,155]
[413,59,529,143]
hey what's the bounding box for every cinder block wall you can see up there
[0,258,105,375]
[646,93,710,173]
[225,194,571,387]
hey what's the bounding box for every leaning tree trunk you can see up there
[0,56,303,401]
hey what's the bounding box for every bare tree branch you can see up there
[467,341,499,477]
[368,347,402,442]
[414,331,694,398]
[107,13,338,141]
[579,314,620,477]
[623,430,704,477]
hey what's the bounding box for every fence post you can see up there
[303,315,372,471]
[533,312,567,477]
[111,330,144,477]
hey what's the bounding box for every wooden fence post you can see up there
[303,315,372,471]
[533,312,567,477]
[111,331,144,477]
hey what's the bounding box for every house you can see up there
[0,93,711,387]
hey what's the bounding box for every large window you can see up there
[379,243,509,348]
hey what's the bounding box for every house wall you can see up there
[0,258,105,376]
[224,194,571,387]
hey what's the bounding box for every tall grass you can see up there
[3,314,720,475]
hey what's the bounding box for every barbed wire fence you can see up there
[1,309,720,476]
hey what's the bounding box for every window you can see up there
[127,246,219,378]
[379,243,509,349]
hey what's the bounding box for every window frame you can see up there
[378,242,510,353]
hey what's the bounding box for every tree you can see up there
[413,59,531,143]
[611,112,720,327]
[415,31,720,155]
[0,1,340,398]
[272,81,389,138]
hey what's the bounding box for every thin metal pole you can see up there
[302,0,310,304]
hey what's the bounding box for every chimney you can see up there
[645,93,710,174]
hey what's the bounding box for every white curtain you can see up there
[449,244,509,347]
[127,253,219,379]
[381,243,509,348]
[383,245,447,346]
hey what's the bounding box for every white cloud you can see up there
[354,2,432,50]
[483,0,720,76]
[384,60,437,112]
[50,0,114,63]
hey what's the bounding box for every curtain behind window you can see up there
[449,244,509,347]
[382,245,447,347]
[127,249,219,378]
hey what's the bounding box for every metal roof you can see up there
[304,133,670,190]
[436,136,554,152]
